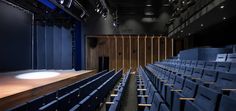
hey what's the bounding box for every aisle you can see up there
[120,74,137,111]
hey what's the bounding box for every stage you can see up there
[0,70,95,110]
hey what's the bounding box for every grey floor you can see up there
[99,74,137,111]
[120,74,137,111]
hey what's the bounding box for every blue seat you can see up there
[185,60,192,66]
[44,91,57,104]
[177,66,186,75]
[219,95,236,111]
[182,67,193,77]
[7,103,28,111]
[27,96,44,111]
[226,53,236,62]
[210,72,236,93]
[204,62,216,70]
[215,62,231,72]
[161,73,176,99]
[172,79,198,111]
[190,61,198,67]
[39,100,58,111]
[69,88,80,107]
[196,61,205,69]
[69,104,80,111]
[216,54,227,62]
[188,68,203,81]
[58,93,71,110]
[166,76,185,108]
[159,104,170,111]
[229,63,236,73]
[184,86,220,111]
[143,93,164,111]
[196,69,218,87]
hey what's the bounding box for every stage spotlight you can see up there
[16,72,60,80]
[58,0,64,5]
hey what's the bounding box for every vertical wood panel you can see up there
[146,37,151,64]
[160,37,165,61]
[139,37,145,67]
[86,35,173,71]
[131,37,138,71]
[124,36,130,72]
[153,37,159,62]
[117,38,123,70]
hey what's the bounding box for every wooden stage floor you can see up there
[0,70,95,110]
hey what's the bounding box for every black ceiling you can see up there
[106,0,170,16]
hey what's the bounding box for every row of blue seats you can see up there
[156,60,236,73]
[7,70,110,111]
[70,69,123,111]
[106,69,131,111]
[143,63,236,111]
[216,53,236,62]
[136,67,169,111]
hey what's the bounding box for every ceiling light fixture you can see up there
[220,5,224,9]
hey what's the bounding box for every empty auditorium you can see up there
[0,0,236,111]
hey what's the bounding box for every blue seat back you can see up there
[196,61,205,68]
[191,68,203,78]
[193,86,220,111]
[205,62,216,70]
[219,95,236,111]
[190,61,197,67]
[226,53,236,62]
[182,79,198,97]
[201,70,218,82]
[215,62,231,72]
[173,76,185,90]
[216,54,227,62]
[211,72,236,91]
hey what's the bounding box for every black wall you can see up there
[191,15,236,48]
[83,8,170,35]
[0,1,32,72]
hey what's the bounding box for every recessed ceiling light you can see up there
[220,5,224,9]
[223,17,226,20]
[146,4,152,7]
[201,24,204,27]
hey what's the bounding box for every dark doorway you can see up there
[98,56,109,72]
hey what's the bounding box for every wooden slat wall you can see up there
[86,35,183,72]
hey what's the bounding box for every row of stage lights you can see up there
[95,0,108,19]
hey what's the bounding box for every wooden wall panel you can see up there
[167,38,173,58]
[139,37,145,67]
[86,35,180,72]
[131,37,138,71]
[117,38,123,70]
[160,38,165,61]
[124,37,130,72]
[153,37,159,62]
[146,37,152,65]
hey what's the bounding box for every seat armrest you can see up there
[137,89,147,91]
[106,102,114,104]
[191,78,201,80]
[179,98,195,101]
[164,84,174,86]
[137,95,148,98]
[110,94,118,97]
[171,89,182,92]
[203,82,215,84]
[138,104,152,107]
[222,89,236,95]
